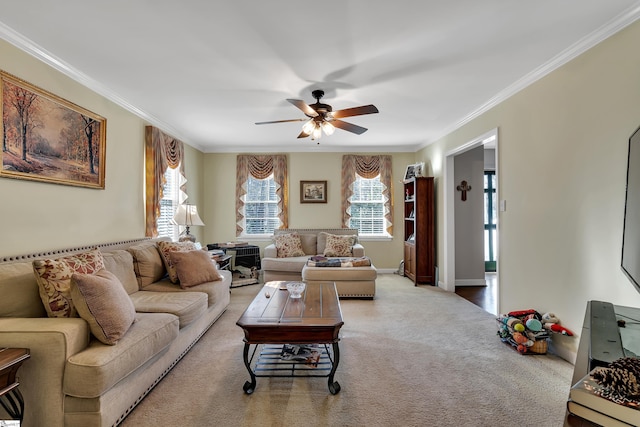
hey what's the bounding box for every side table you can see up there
[213,254,232,271]
[0,348,30,422]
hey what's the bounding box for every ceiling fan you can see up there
[255,90,379,140]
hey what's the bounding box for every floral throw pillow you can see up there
[32,248,105,318]
[275,233,305,258]
[156,240,197,283]
[323,234,355,257]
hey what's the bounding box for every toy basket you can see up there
[496,312,550,355]
[528,339,548,354]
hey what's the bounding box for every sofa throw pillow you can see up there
[33,248,105,318]
[127,241,167,288]
[157,241,197,283]
[299,234,318,255]
[323,234,356,257]
[275,233,305,258]
[101,250,139,295]
[170,250,223,288]
[70,269,136,345]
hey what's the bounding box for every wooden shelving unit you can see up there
[403,176,435,285]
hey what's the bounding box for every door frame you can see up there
[442,128,499,307]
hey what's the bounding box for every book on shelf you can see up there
[567,401,635,427]
[280,344,321,368]
[568,370,640,426]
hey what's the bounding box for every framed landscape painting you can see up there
[300,180,327,203]
[1,70,106,189]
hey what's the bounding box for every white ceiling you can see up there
[1,1,639,153]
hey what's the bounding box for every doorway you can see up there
[443,128,499,313]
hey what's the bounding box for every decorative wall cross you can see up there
[456,180,472,201]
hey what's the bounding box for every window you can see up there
[236,154,288,236]
[484,170,497,272]
[157,167,180,240]
[348,174,388,236]
[242,173,281,235]
[341,155,393,237]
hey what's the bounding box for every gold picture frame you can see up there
[1,70,106,189]
[300,180,327,203]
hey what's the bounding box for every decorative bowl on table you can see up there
[286,282,306,298]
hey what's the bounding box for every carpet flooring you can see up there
[120,274,574,427]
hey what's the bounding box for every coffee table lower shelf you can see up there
[242,342,341,395]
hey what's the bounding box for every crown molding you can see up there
[0,21,206,152]
[205,143,418,154]
[417,3,640,151]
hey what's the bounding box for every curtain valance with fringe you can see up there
[236,154,288,236]
[145,126,186,237]
[341,155,393,235]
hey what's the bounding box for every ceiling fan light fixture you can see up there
[311,125,322,139]
[321,121,335,135]
[301,119,315,135]
[256,89,378,140]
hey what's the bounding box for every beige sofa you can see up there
[0,237,231,427]
[262,228,376,298]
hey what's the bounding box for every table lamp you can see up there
[172,204,205,242]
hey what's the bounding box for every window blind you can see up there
[349,174,386,235]
[244,174,281,235]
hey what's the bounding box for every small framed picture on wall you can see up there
[300,180,327,203]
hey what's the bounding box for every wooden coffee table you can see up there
[236,281,344,394]
[0,348,30,422]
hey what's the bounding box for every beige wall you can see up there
[0,39,207,258]
[0,39,149,257]
[417,19,640,362]
[202,152,415,269]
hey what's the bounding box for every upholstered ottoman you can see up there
[302,261,377,299]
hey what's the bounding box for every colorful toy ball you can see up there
[512,332,528,344]
[525,318,542,332]
[506,317,523,329]
[517,344,527,354]
[514,323,525,332]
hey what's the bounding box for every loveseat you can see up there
[262,228,376,298]
[0,237,231,427]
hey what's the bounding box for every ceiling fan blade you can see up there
[331,104,379,119]
[297,131,310,139]
[255,118,307,125]
[287,99,319,117]
[332,119,368,135]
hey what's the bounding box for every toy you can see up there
[525,318,543,332]
[541,312,559,324]
[508,309,537,317]
[497,309,574,354]
[544,323,574,336]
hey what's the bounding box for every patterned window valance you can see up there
[145,126,186,237]
[236,154,288,236]
[341,154,393,235]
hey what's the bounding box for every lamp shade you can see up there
[172,204,205,226]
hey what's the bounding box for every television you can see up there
[621,125,640,295]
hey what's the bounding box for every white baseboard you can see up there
[455,279,487,287]
[377,268,398,274]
